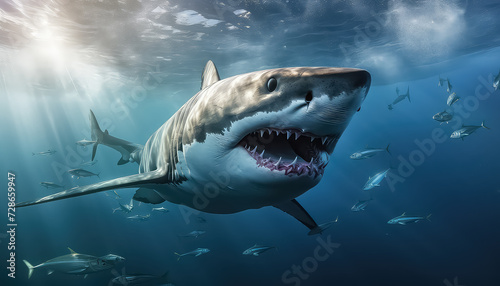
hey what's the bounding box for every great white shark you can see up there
[18,61,371,233]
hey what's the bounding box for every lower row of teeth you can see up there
[244,145,326,176]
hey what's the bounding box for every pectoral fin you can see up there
[17,169,167,208]
[133,188,166,204]
[273,199,318,232]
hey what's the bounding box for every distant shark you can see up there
[18,61,371,234]
[388,86,410,110]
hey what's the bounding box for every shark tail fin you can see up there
[481,121,490,130]
[385,144,391,156]
[406,87,411,103]
[23,260,34,279]
[89,110,103,161]
[426,214,432,221]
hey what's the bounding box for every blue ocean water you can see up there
[1,0,500,285]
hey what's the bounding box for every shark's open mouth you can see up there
[238,128,340,177]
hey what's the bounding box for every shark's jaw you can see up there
[237,128,339,178]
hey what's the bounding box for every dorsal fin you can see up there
[201,60,220,90]
[68,247,78,255]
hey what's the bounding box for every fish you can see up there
[76,139,96,147]
[438,76,447,87]
[447,92,460,106]
[450,121,490,140]
[105,190,121,199]
[350,144,391,160]
[363,169,390,190]
[196,217,207,223]
[174,248,210,260]
[432,110,454,123]
[307,216,339,235]
[126,214,151,221]
[80,160,98,167]
[387,212,432,225]
[40,182,64,189]
[446,78,453,93]
[22,247,124,279]
[242,245,277,256]
[68,168,100,179]
[494,70,500,91]
[387,104,393,110]
[32,150,56,156]
[113,198,134,213]
[112,271,170,286]
[17,61,371,234]
[151,207,169,213]
[351,198,373,212]
[390,86,410,107]
[178,230,206,238]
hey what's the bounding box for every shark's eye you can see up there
[267,77,277,92]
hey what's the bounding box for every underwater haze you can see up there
[1,0,500,285]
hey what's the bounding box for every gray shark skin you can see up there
[450,121,490,140]
[387,213,432,225]
[23,248,124,279]
[18,61,371,233]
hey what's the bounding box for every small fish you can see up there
[32,150,56,156]
[432,110,453,123]
[80,160,98,167]
[438,76,447,87]
[68,168,100,179]
[113,198,134,213]
[351,198,373,212]
[447,92,460,106]
[179,230,206,238]
[390,86,410,106]
[242,245,277,256]
[174,248,210,260]
[350,144,391,160]
[112,271,170,286]
[307,217,339,236]
[152,207,169,213]
[363,169,390,190]
[387,104,393,110]
[40,182,64,189]
[23,247,124,279]
[105,190,121,199]
[450,121,490,140]
[126,214,151,221]
[446,78,453,93]
[494,70,500,91]
[76,139,96,147]
[387,212,432,225]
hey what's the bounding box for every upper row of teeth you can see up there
[254,129,333,145]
